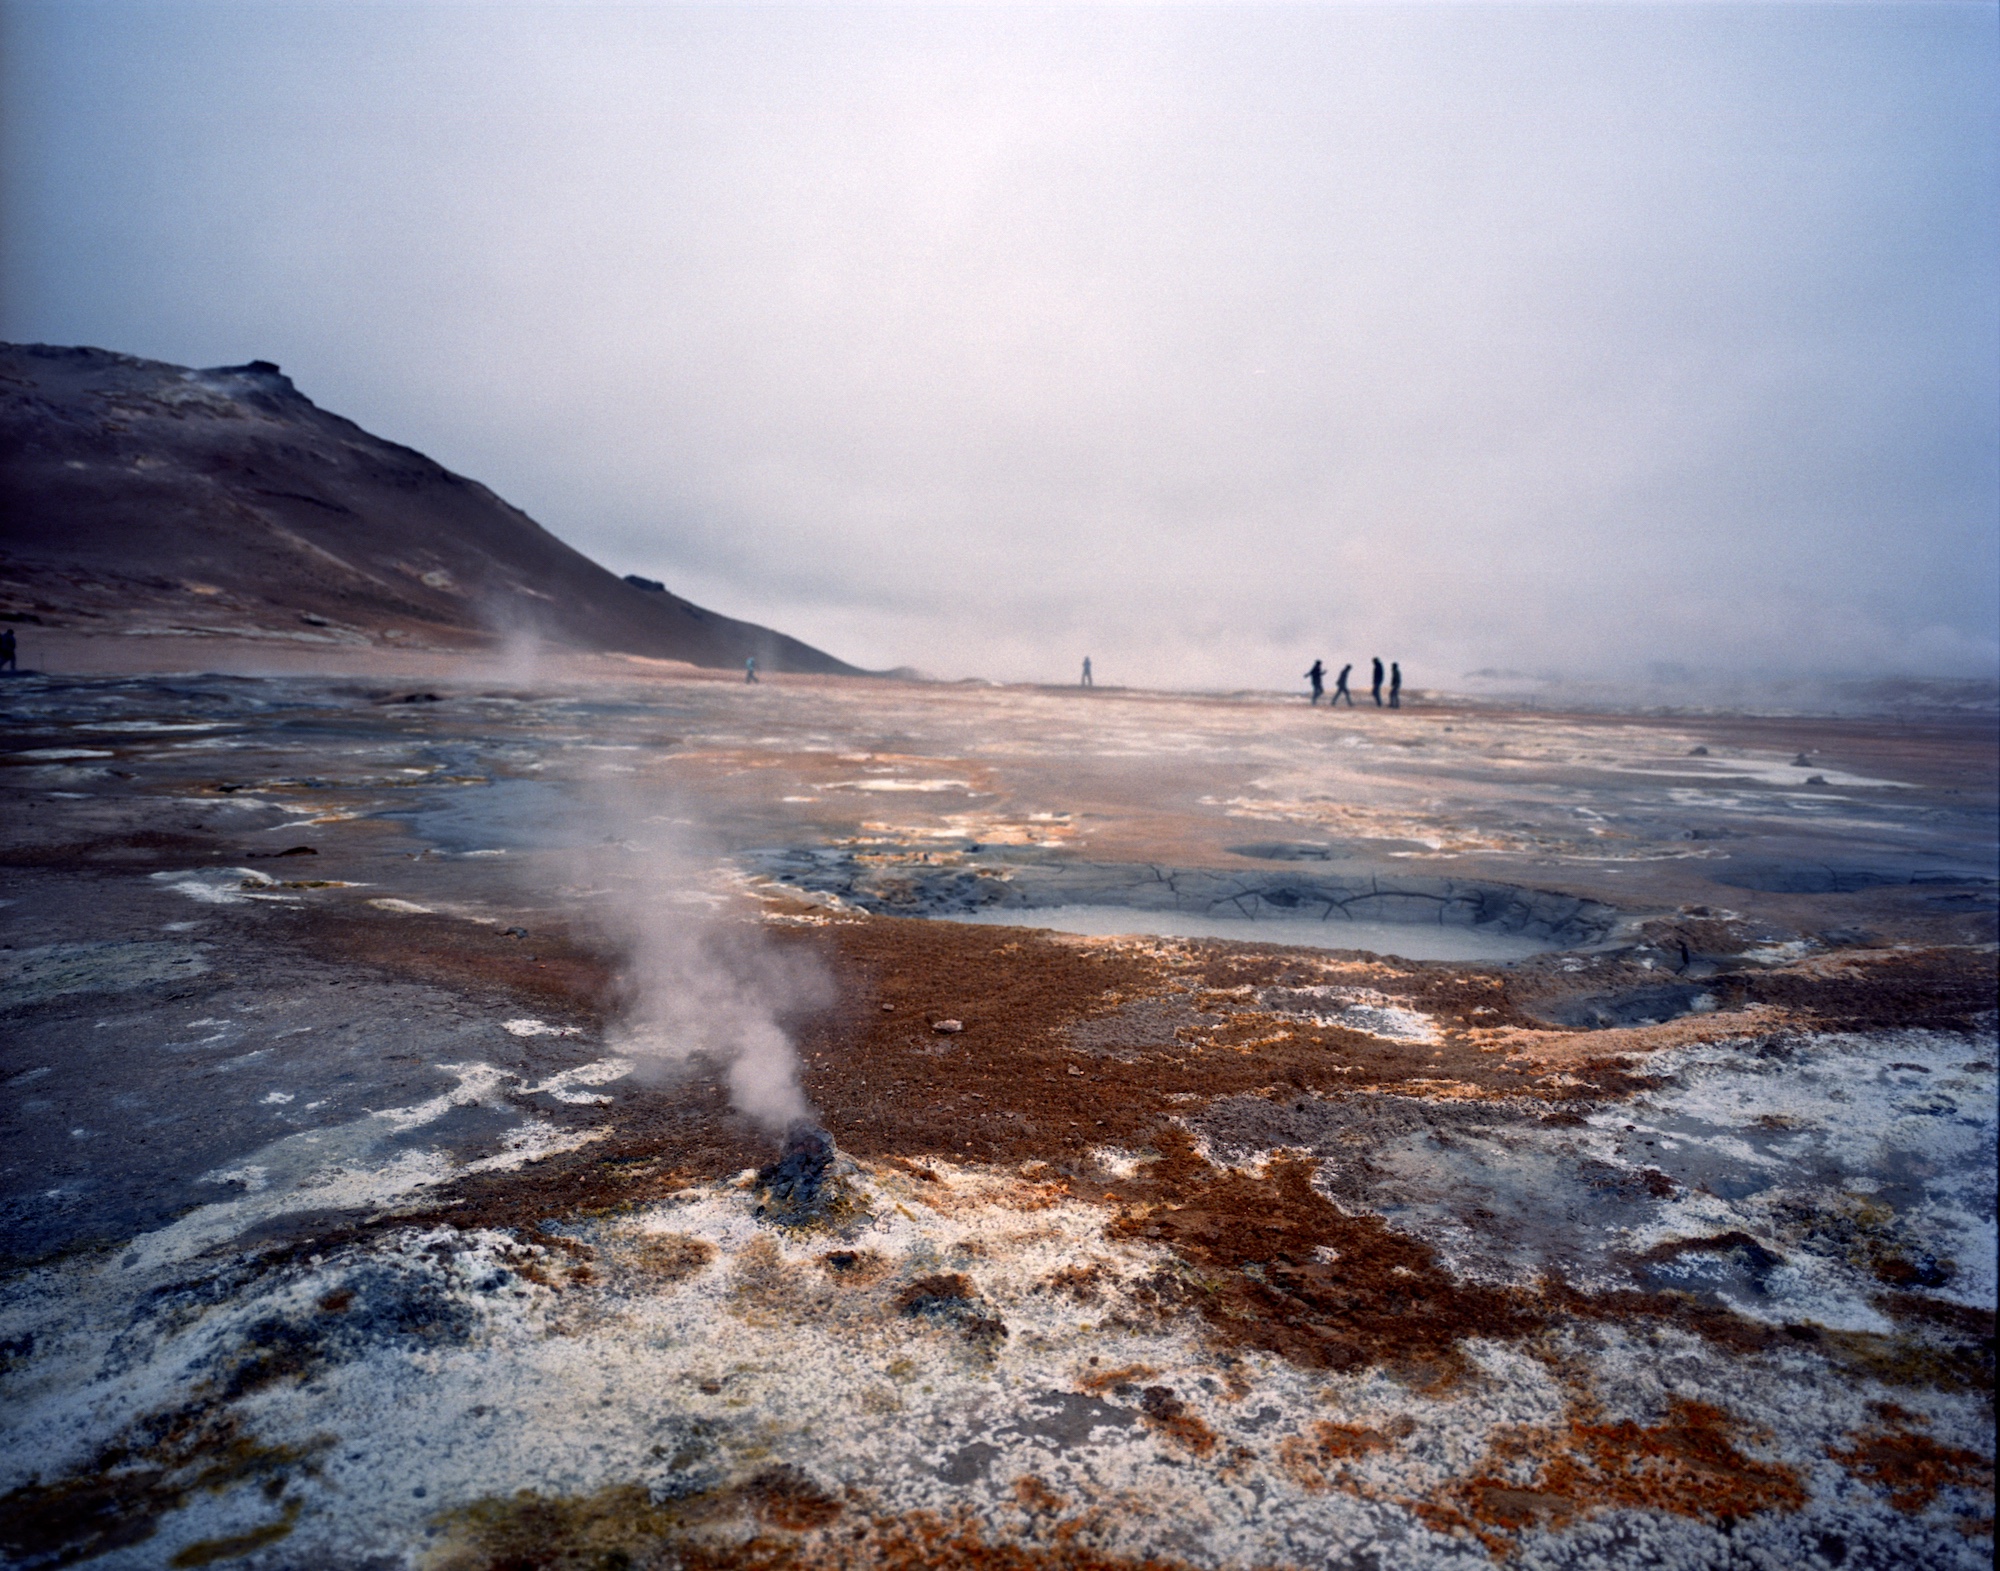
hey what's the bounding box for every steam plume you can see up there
[581,799,823,1136]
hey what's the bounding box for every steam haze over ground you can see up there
[3,1,1995,689]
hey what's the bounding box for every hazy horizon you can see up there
[4,1,1995,689]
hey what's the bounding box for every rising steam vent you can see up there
[754,1121,838,1225]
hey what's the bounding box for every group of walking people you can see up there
[1305,656,1400,708]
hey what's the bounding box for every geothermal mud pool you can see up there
[0,666,1994,1569]
[939,907,1556,962]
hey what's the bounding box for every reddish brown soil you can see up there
[421,1370,1935,1571]
[237,904,1996,1395]
[1098,1129,1535,1382]
[1862,1295,1998,1392]
[787,916,1760,1166]
[426,1480,1213,1571]
[0,1411,319,1570]
[1730,947,1998,1032]
[1827,1406,1995,1514]
[282,903,624,1019]
[1417,1398,1808,1553]
[1278,1419,1412,1492]
[7,672,1994,1571]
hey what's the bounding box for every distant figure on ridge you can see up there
[1305,659,1325,705]
[1331,663,1353,706]
[745,655,758,684]
[1389,661,1402,709]
[1371,657,1385,707]
[1081,656,1093,688]
[0,628,15,672]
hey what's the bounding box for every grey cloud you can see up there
[3,1,1993,686]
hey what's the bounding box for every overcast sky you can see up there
[4,1,1995,687]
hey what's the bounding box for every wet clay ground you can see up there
[1,664,1994,1570]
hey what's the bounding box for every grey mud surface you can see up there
[1,665,1994,1571]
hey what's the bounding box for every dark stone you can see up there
[1001,1390,1137,1449]
[1532,984,1708,1030]
[896,1273,975,1316]
[937,1442,999,1484]
[1715,860,1992,895]
[208,1261,476,1398]
[755,1122,834,1221]
[1139,1386,1184,1420]
[1227,842,1339,862]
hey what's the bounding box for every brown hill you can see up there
[0,343,863,674]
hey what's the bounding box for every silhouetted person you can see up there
[745,655,758,684]
[1332,663,1353,705]
[1371,657,1384,707]
[1389,661,1402,709]
[1081,656,1093,688]
[0,629,14,672]
[1305,659,1325,704]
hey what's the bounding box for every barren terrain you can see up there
[1,662,1993,1570]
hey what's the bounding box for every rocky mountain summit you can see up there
[0,343,859,673]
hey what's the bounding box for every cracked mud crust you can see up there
[1,670,1993,1568]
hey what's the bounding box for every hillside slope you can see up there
[0,343,862,674]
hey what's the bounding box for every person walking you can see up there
[1331,663,1354,706]
[745,655,759,684]
[1370,657,1384,707]
[1081,656,1093,688]
[1389,661,1402,709]
[1305,659,1325,705]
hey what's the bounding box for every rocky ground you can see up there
[0,665,1993,1569]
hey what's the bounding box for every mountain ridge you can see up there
[0,342,863,675]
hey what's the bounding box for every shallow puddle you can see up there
[938,903,1557,960]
